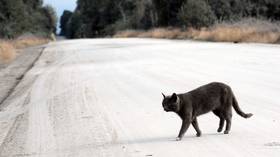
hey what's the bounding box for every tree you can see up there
[65,11,82,38]
[110,0,156,31]
[0,0,57,38]
[42,5,57,35]
[178,0,217,28]
[152,0,184,26]
[266,0,280,20]
[61,0,280,38]
[60,10,73,36]
[208,0,233,21]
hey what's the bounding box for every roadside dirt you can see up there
[0,46,45,107]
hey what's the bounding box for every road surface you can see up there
[0,39,279,157]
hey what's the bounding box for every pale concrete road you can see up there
[0,39,280,157]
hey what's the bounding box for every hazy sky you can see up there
[44,0,77,32]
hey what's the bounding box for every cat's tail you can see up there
[232,95,253,118]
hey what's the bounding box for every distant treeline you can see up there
[0,0,57,39]
[61,0,280,39]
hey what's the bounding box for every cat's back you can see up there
[187,82,231,97]
[204,82,230,90]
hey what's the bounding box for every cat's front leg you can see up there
[176,137,182,141]
[192,117,201,137]
[177,119,191,141]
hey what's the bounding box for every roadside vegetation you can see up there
[115,19,280,43]
[0,41,16,62]
[0,35,50,62]
[0,0,57,63]
[61,0,280,44]
[0,0,57,39]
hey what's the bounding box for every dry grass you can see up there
[114,30,143,38]
[114,19,280,44]
[0,36,50,63]
[0,41,17,62]
[138,28,182,39]
[12,36,50,49]
[191,25,280,43]
[114,28,186,39]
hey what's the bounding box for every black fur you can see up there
[162,82,253,141]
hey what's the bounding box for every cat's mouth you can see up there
[164,107,171,112]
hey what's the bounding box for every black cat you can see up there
[162,82,253,141]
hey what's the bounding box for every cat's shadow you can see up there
[114,132,224,145]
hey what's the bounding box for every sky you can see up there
[43,0,77,33]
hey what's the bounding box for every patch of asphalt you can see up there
[0,46,45,108]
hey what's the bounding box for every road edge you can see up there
[0,46,46,108]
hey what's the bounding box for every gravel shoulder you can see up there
[0,46,45,106]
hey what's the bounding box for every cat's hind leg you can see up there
[223,108,232,134]
[213,110,225,132]
[218,118,225,132]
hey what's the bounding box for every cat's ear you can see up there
[171,93,177,101]
[162,93,166,98]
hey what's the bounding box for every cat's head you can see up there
[161,93,180,112]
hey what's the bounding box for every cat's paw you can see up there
[176,137,182,141]
[224,130,229,134]
[217,128,223,133]
[196,132,201,137]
